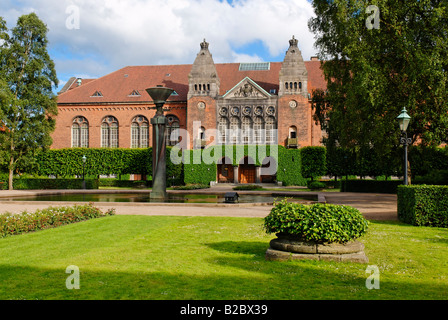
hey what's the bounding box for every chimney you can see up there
[310,56,319,61]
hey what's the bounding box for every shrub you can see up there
[301,146,327,181]
[233,184,263,191]
[264,199,369,243]
[172,184,210,190]
[0,178,99,190]
[413,169,448,186]
[0,204,115,238]
[397,185,448,227]
[99,179,151,188]
[307,181,326,190]
[278,147,306,186]
[340,180,403,194]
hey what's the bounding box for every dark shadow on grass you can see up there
[1,261,447,300]
[206,241,270,256]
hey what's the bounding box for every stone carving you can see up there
[234,83,260,98]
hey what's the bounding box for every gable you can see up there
[222,77,271,100]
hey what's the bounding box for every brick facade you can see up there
[53,37,325,151]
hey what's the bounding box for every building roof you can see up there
[57,61,326,105]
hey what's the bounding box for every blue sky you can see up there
[2,0,317,90]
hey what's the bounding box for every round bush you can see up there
[308,181,326,190]
[264,199,369,243]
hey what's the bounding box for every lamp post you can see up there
[146,86,174,199]
[397,108,412,185]
[82,155,87,189]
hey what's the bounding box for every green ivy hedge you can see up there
[278,147,306,186]
[182,145,306,186]
[183,149,217,185]
[0,178,99,190]
[264,199,369,243]
[34,147,183,185]
[325,146,448,180]
[340,180,403,194]
[397,185,448,227]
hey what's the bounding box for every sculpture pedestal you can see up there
[265,234,368,263]
[150,115,167,200]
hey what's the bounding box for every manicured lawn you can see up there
[0,215,446,300]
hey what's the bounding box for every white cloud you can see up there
[1,0,317,83]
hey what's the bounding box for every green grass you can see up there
[0,215,447,300]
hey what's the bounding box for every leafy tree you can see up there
[0,13,58,189]
[309,0,448,179]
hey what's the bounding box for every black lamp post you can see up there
[146,86,174,199]
[397,108,412,185]
[82,154,87,189]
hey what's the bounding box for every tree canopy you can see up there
[309,0,448,175]
[0,13,58,189]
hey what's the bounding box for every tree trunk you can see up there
[8,156,14,190]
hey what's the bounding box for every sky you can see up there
[1,0,317,90]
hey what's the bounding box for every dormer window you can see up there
[129,90,141,97]
[91,91,103,97]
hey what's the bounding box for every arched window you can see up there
[299,82,302,89]
[285,82,289,90]
[131,115,149,148]
[265,116,276,144]
[199,126,206,140]
[241,116,252,144]
[101,116,119,148]
[218,117,229,144]
[253,117,264,144]
[229,116,241,144]
[72,116,89,148]
[294,82,298,90]
[166,115,180,146]
[289,126,297,139]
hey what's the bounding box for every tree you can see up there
[0,13,58,190]
[309,0,448,179]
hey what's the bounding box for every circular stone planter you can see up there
[265,233,368,263]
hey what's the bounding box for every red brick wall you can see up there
[52,103,187,149]
[277,95,317,147]
[186,96,217,149]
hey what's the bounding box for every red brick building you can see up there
[54,36,326,153]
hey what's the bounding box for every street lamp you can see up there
[397,108,412,185]
[146,86,174,199]
[82,155,87,189]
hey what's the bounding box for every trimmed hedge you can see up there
[278,147,306,186]
[34,147,183,185]
[301,146,327,181]
[264,200,369,243]
[0,204,115,238]
[233,184,263,190]
[183,149,217,185]
[99,179,151,188]
[182,145,307,186]
[0,178,99,190]
[397,185,448,227]
[341,180,403,194]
